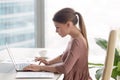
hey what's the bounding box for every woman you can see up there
[24,8,92,80]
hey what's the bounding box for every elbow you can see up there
[55,64,70,75]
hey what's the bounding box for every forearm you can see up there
[48,54,62,65]
[40,65,58,73]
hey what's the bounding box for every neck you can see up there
[69,26,82,38]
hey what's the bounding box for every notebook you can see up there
[6,45,54,79]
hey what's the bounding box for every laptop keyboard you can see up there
[16,63,30,70]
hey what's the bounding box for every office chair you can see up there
[101,30,117,80]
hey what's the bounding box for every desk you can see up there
[0,48,63,80]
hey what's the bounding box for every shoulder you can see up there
[72,37,87,48]
[72,37,83,44]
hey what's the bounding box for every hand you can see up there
[35,57,49,65]
[23,64,41,71]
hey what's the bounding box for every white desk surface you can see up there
[0,48,116,80]
[0,48,62,80]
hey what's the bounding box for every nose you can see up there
[56,29,58,33]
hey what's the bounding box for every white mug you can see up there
[39,50,47,58]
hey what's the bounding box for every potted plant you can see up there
[91,38,120,80]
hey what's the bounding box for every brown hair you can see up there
[53,8,89,48]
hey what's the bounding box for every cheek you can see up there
[61,29,68,36]
[57,27,68,37]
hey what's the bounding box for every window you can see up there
[0,0,35,50]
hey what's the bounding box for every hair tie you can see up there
[74,12,78,15]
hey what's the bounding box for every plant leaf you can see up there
[95,38,107,50]
[114,49,120,66]
[95,68,103,80]
[117,61,120,71]
[111,67,118,79]
[88,62,104,66]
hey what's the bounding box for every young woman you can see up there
[24,8,92,80]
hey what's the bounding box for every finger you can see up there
[23,66,30,70]
[35,57,39,62]
[23,66,33,71]
[35,57,43,61]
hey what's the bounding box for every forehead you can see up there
[54,22,65,26]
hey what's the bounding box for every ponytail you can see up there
[75,12,89,49]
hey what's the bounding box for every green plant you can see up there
[93,38,120,80]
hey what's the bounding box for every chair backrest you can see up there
[101,30,117,80]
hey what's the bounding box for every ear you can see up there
[66,21,72,27]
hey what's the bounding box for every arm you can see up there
[48,54,63,65]
[24,52,64,72]
[35,54,63,65]
[40,64,63,73]
[24,39,86,73]
[23,60,64,73]
[24,54,64,72]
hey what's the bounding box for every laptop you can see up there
[6,45,54,79]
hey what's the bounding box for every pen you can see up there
[39,61,41,65]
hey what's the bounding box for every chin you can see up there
[61,35,66,37]
[59,34,66,37]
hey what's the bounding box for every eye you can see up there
[56,27,59,29]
